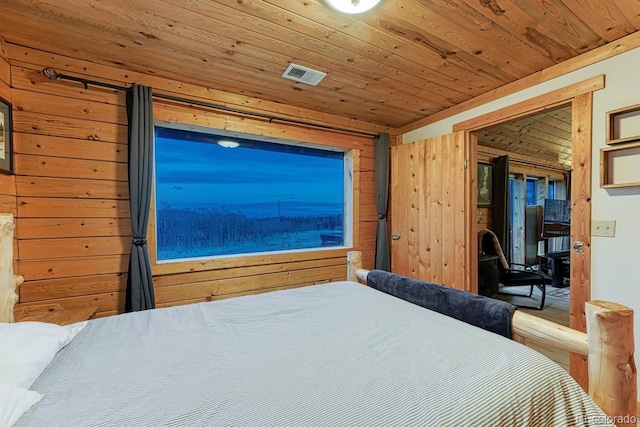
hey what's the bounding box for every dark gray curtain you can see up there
[493,155,510,259]
[125,84,155,312]
[374,133,391,271]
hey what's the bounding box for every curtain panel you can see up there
[125,84,156,312]
[493,155,510,258]
[374,133,391,271]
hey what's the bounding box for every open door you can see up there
[390,131,477,292]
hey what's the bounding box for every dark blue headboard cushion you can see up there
[366,269,518,339]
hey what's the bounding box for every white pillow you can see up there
[0,383,42,427]
[0,321,87,389]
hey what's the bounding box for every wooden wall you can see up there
[7,44,382,318]
[0,38,14,215]
[0,38,17,291]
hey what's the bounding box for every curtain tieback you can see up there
[132,238,147,247]
[378,214,386,220]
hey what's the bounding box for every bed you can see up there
[0,216,636,426]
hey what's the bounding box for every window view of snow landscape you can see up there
[154,127,345,261]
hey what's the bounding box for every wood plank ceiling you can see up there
[476,105,573,167]
[0,1,635,153]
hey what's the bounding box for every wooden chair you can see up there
[479,229,552,310]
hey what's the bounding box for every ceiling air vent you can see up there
[282,63,327,86]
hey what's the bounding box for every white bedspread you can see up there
[17,281,611,426]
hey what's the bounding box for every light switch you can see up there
[592,220,616,237]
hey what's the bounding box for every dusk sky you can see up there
[154,128,344,216]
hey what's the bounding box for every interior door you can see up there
[391,131,476,292]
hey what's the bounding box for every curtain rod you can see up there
[41,67,379,138]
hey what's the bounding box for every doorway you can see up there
[472,105,573,370]
[452,76,601,389]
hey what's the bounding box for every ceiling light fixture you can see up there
[217,140,240,148]
[325,0,382,14]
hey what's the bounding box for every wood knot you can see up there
[618,355,637,383]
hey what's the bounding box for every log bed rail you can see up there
[347,251,637,426]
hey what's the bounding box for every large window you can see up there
[153,126,350,262]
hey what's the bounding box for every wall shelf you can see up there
[605,104,640,145]
[600,141,640,188]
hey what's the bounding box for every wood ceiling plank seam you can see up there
[509,0,604,53]
[480,127,572,155]
[529,110,573,133]
[156,0,484,108]
[155,0,478,102]
[477,135,570,159]
[502,114,572,138]
[378,0,556,77]
[501,113,572,137]
[8,0,470,109]
[559,0,638,42]
[134,2,456,100]
[614,0,640,29]
[482,142,560,164]
[476,141,563,164]
[477,145,570,169]
[459,0,581,63]
[547,108,573,124]
[3,0,640,130]
[0,10,411,127]
[477,124,571,150]
[1,18,422,126]
[254,0,514,88]
[372,18,517,86]
[515,117,572,143]
[436,0,562,66]
[252,0,526,95]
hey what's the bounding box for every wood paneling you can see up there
[13,133,127,163]
[17,218,130,239]
[9,45,377,316]
[1,1,639,129]
[391,132,470,290]
[476,106,573,167]
[569,93,594,391]
[6,44,390,136]
[0,40,10,102]
[13,111,128,143]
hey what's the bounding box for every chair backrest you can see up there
[478,229,510,270]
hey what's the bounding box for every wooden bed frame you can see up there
[0,214,636,425]
[347,251,637,426]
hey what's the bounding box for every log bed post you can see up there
[586,301,637,426]
[345,251,637,423]
[347,251,362,282]
[0,213,23,323]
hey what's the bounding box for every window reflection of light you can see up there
[218,140,240,148]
